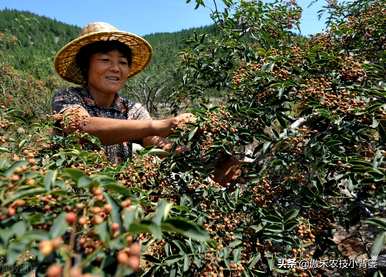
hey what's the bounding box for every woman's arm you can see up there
[81,117,174,145]
[61,106,194,145]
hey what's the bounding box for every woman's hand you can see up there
[154,113,196,137]
[173,113,196,129]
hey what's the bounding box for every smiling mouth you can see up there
[106,76,120,82]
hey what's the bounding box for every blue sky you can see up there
[0,0,326,36]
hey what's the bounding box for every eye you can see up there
[119,60,128,65]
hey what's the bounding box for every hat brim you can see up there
[54,31,152,85]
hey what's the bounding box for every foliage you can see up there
[1,0,386,276]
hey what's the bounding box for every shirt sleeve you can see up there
[127,103,152,120]
[52,88,85,114]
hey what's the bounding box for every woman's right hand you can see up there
[172,113,196,129]
[152,113,196,138]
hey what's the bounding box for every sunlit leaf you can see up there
[44,169,57,191]
[162,218,209,241]
[152,199,173,225]
[371,232,386,257]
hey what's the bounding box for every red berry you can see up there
[65,212,77,225]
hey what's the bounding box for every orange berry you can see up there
[51,237,63,249]
[26,179,35,185]
[92,215,103,225]
[117,251,130,265]
[121,199,131,208]
[92,187,103,196]
[129,242,141,256]
[46,264,62,277]
[79,216,88,225]
[111,223,120,233]
[39,240,54,256]
[91,207,102,214]
[95,194,104,201]
[7,207,16,216]
[10,174,20,181]
[69,266,82,277]
[127,255,140,271]
[104,204,113,213]
[12,199,25,208]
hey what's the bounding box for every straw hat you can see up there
[54,22,152,84]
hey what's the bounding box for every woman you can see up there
[52,22,194,164]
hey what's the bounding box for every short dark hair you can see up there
[76,40,132,81]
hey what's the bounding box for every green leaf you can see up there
[152,199,173,225]
[264,226,283,233]
[95,222,109,243]
[129,221,162,240]
[21,230,49,241]
[44,170,57,191]
[104,192,121,227]
[371,232,386,257]
[12,221,26,238]
[143,254,161,263]
[285,209,299,222]
[162,218,209,241]
[277,114,287,128]
[49,212,69,238]
[229,240,243,248]
[104,184,131,197]
[164,254,183,266]
[0,147,10,153]
[262,62,275,72]
[63,168,85,182]
[4,160,28,177]
[183,255,190,272]
[366,218,386,230]
[18,139,27,149]
[188,126,199,141]
[0,228,13,245]
[147,148,169,157]
[3,188,45,206]
[78,176,92,188]
[7,242,25,265]
[284,221,298,231]
[248,253,261,268]
[122,205,143,230]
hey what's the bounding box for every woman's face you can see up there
[87,50,129,96]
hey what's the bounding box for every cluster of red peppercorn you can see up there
[251,176,284,207]
[298,76,367,114]
[117,155,160,188]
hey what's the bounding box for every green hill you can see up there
[0,9,79,78]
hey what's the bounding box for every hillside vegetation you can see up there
[0,0,386,276]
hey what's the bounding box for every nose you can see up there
[109,60,120,72]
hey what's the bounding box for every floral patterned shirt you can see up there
[52,87,151,164]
